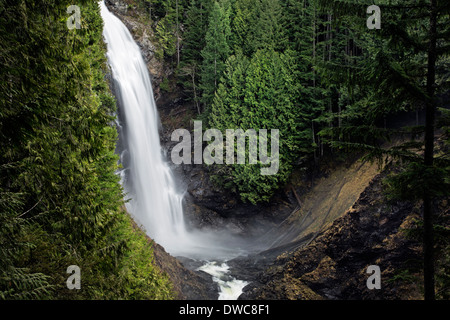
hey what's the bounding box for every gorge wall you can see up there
[237,170,426,300]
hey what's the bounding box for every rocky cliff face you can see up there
[105,0,170,100]
[239,170,424,300]
[150,241,219,299]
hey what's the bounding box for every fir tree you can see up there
[199,0,231,112]
[209,49,313,203]
[316,0,450,299]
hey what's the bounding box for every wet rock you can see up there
[106,0,128,14]
[240,172,424,300]
[151,241,219,300]
[105,0,169,94]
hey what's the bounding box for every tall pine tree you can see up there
[316,0,450,299]
[199,0,231,112]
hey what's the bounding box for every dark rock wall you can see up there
[240,172,424,300]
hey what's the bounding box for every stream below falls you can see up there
[198,261,249,300]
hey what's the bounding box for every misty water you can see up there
[100,1,251,299]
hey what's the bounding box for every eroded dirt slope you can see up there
[240,170,425,300]
[259,159,381,251]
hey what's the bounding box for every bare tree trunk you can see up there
[311,4,317,162]
[328,14,332,61]
[176,0,180,66]
[214,56,217,90]
[312,120,317,164]
[191,68,200,115]
[423,0,437,301]
[312,4,316,88]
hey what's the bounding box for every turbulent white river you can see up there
[197,262,249,300]
[100,1,248,299]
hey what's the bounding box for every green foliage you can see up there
[0,0,174,300]
[137,0,188,62]
[155,15,177,59]
[230,0,258,56]
[209,49,313,203]
[181,0,211,64]
[0,190,53,299]
[386,270,417,284]
[313,0,450,300]
[230,0,286,55]
[251,0,287,52]
[199,0,232,110]
[175,0,450,210]
[384,162,450,201]
[160,77,171,92]
[396,202,450,300]
[177,0,212,109]
[76,211,174,300]
[316,0,450,151]
[203,0,330,203]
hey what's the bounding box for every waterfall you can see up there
[100,1,247,260]
[100,2,251,299]
[100,1,189,256]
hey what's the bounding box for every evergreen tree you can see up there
[282,0,330,162]
[209,49,313,203]
[181,0,211,64]
[251,0,287,53]
[230,0,258,56]
[178,0,212,112]
[0,0,174,300]
[199,0,231,112]
[209,52,250,130]
[316,0,450,299]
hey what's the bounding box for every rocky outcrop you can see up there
[105,0,170,99]
[125,210,217,300]
[239,171,424,300]
[177,162,294,237]
[150,241,219,300]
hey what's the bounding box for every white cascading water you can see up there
[100,2,249,298]
[100,1,187,256]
